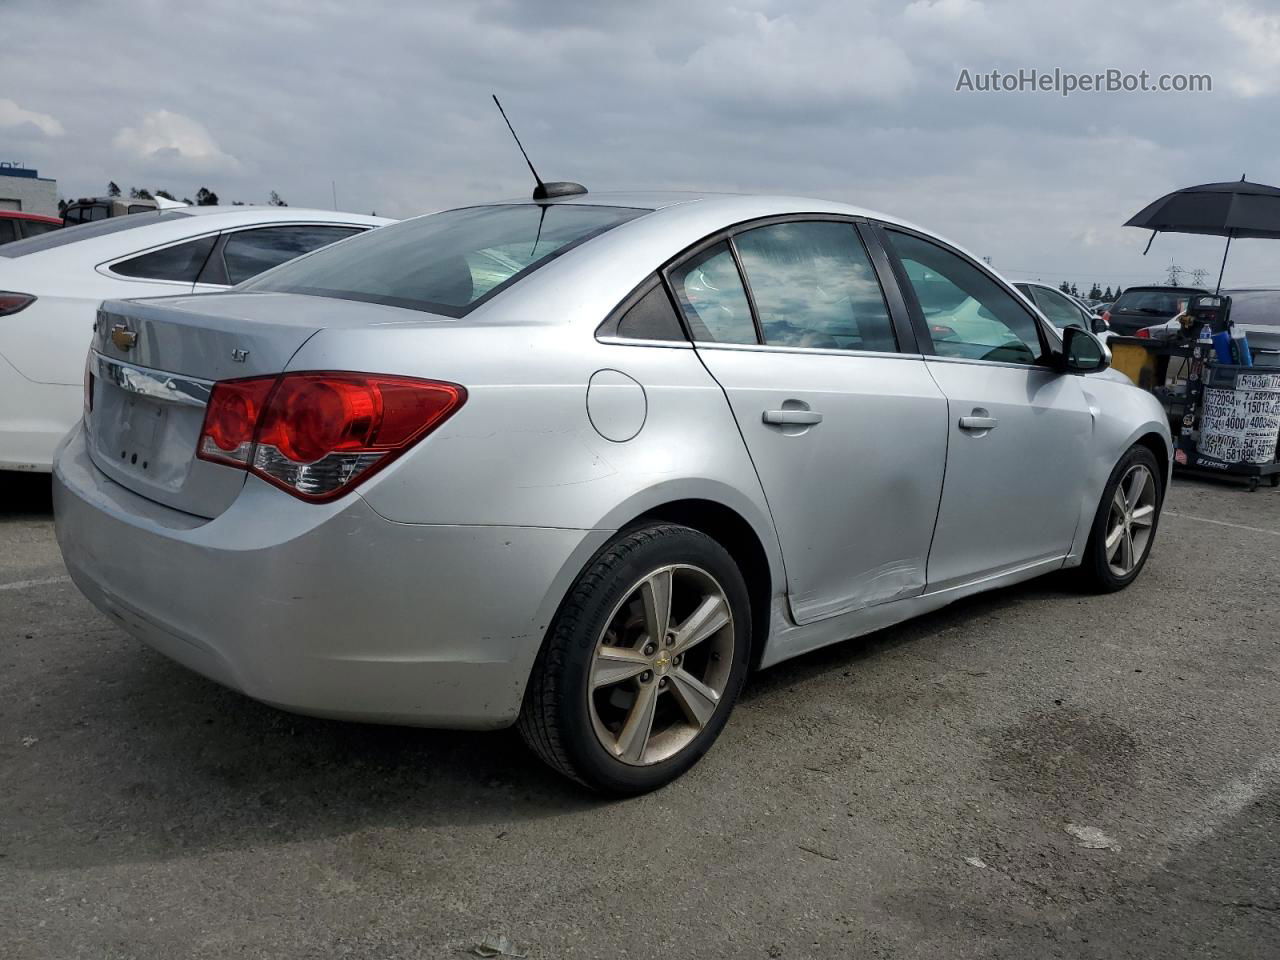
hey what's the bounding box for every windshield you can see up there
[1113,289,1202,316]
[0,210,191,258]
[242,203,648,317]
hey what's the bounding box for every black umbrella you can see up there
[1124,176,1280,292]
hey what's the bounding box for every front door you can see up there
[883,228,1093,590]
[667,221,949,624]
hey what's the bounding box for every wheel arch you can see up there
[1132,429,1172,492]
[622,498,776,669]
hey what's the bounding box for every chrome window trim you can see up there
[596,335,694,350]
[922,353,1057,373]
[692,341,923,360]
[93,351,212,408]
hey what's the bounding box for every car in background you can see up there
[0,206,392,471]
[1224,290,1280,367]
[1103,285,1208,337]
[62,195,171,225]
[0,210,62,245]
[53,191,1170,794]
[1014,281,1109,335]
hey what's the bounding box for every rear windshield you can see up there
[1112,289,1204,317]
[0,210,192,258]
[241,203,647,317]
[1226,291,1280,327]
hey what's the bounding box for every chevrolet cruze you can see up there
[53,190,1171,794]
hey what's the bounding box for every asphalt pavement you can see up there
[2,471,1278,959]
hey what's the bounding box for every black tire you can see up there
[518,523,752,795]
[1078,445,1164,593]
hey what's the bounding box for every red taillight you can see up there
[197,372,466,502]
[1101,309,1111,327]
[0,292,36,316]
[1135,327,1151,339]
[198,377,276,466]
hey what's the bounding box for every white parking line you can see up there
[0,575,71,592]
[1163,752,1280,859]
[1163,512,1280,537]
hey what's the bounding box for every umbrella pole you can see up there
[1215,231,1233,294]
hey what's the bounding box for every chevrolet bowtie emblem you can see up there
[110,323,137,351]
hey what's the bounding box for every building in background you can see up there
[0,163,59,217]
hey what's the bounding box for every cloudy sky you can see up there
[4,0,1280,290]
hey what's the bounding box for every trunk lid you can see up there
[86,292,438,518]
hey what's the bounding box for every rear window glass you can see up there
[0,210,191,258]
[1226,291,1280,327]
[241,203,647,317]
[1113,289,1202,317]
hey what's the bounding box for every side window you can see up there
[1033,286,1087,330]
[734,221,896,352]
[221,225,362,285]
[111,236,217,282]
[20,220,60,239]
[127,204,153,215]
[615,282,686,342]
[886,230,1045,365]
[668,241,757,344]
[0,220,15,245]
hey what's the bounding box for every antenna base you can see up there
[533,181,588,201]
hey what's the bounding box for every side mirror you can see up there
[1062,325,1110,374]
[1091,314,1110,335]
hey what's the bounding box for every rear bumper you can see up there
[0,358,79,472]
[53,425,609,728]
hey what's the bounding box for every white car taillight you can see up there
[0,292,36,316]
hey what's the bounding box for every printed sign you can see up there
[1198,378,1280,465]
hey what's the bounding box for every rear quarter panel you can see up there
[289,322,780,551]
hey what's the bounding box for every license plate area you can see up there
[106,396,167,473]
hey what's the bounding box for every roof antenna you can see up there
[491,95,587,203]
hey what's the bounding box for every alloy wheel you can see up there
[588,564,735,766]
[1105,463,1157,577]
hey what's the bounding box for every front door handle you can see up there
[959,415,998,431]
[763,409,823,426]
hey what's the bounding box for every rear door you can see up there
[669,218,948,625]
[880,226,1093,590]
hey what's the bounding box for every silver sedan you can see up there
[53,191,1171,794]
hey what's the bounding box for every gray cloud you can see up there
[3,0,1278,287]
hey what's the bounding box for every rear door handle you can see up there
[763,409,823,426]
[958,416,998,431]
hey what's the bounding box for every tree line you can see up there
[57,182,288,211]
[1058,282,1123,302]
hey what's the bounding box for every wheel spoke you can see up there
[1105,521,1125,560]
[591,646,650,690]
[1127,467,1149,505]
[669,668,719,728]
[1121,527,1135,571]
[671,594,730,656]
[1112,488,1128,515]
[640,569,673,644]
[1130,504,1156,528]
[614,681,658,763]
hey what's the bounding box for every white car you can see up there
[0,206,392,471]
[1014,281,1109,337]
